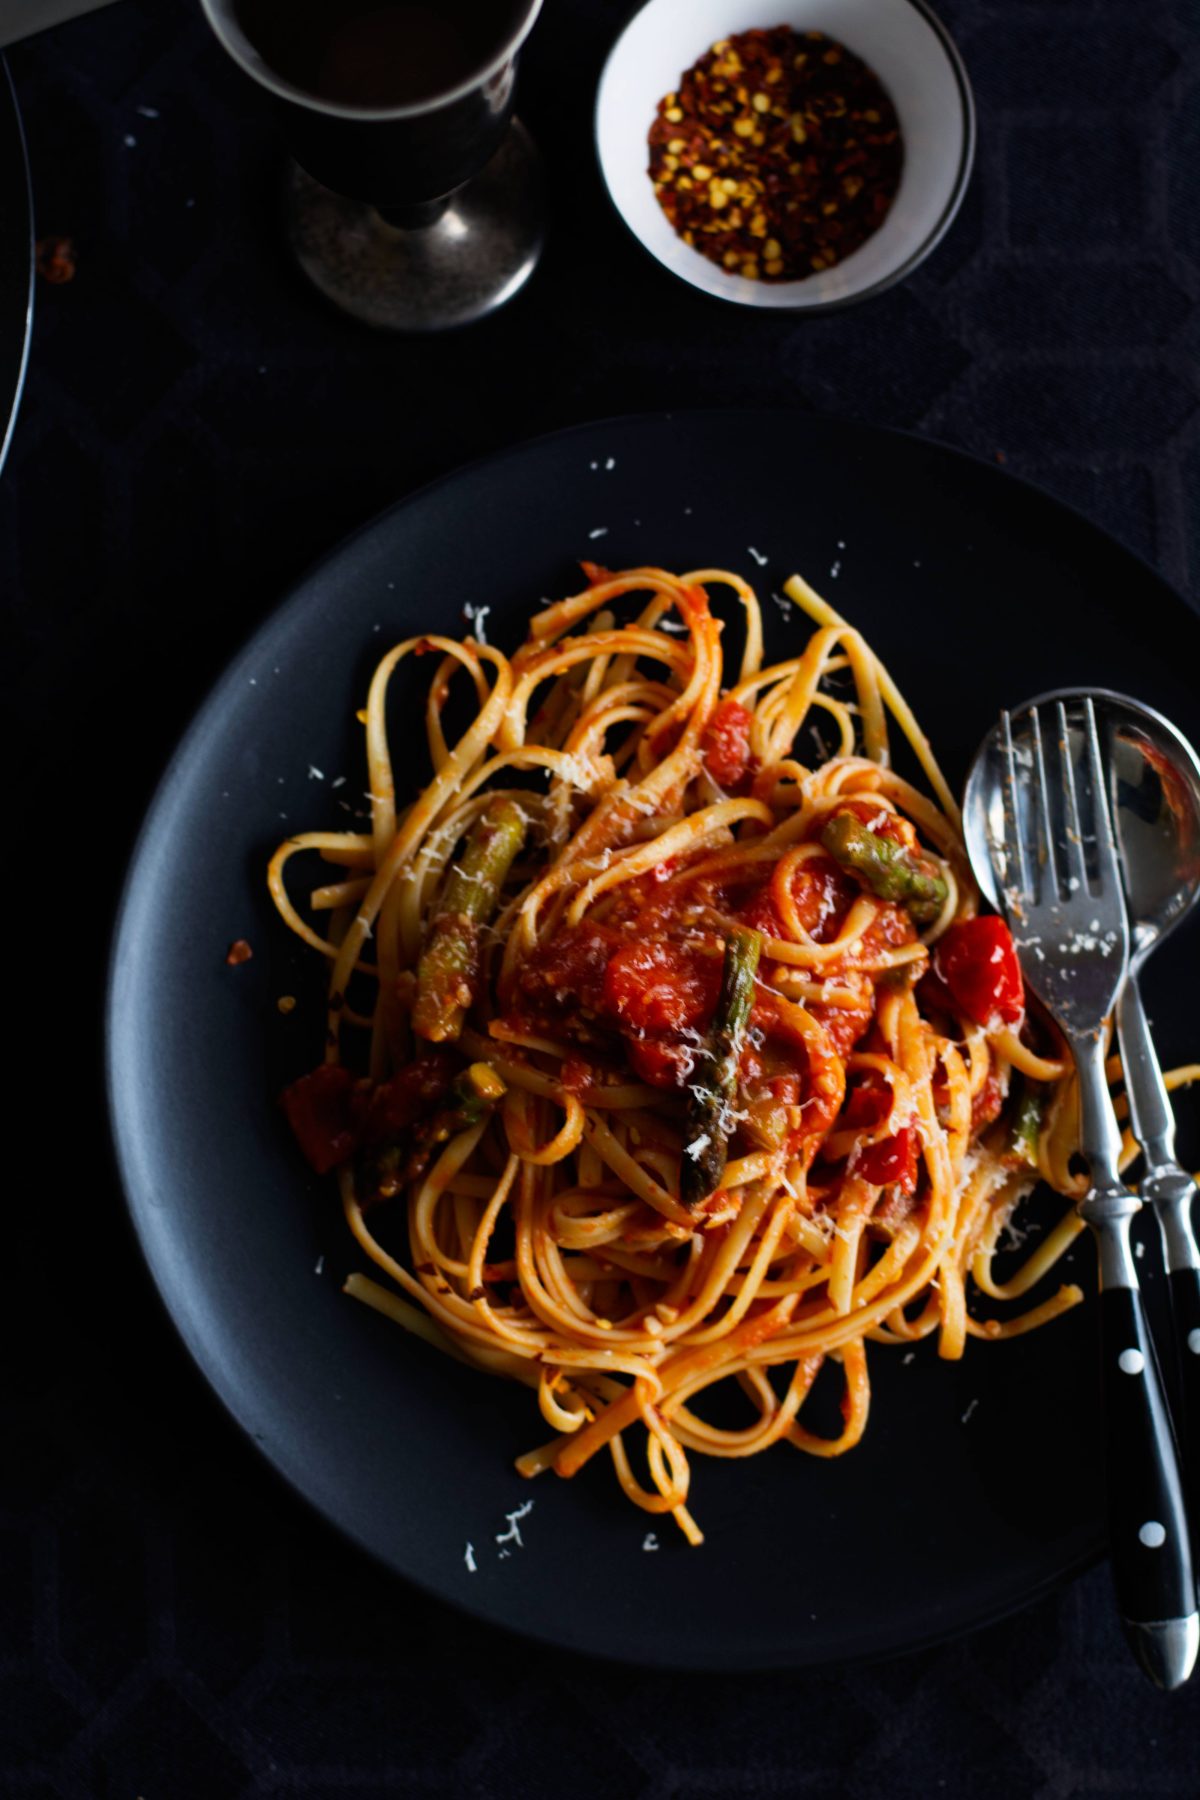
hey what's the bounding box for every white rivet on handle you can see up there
[1139,1521,1166,1549]
[1118,1348,1145,1375]
[1188,1328,1200,1356]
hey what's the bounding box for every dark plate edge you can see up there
[0,56,34,473]
[105,407,1156,1670]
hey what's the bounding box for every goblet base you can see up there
[286,120,544,332]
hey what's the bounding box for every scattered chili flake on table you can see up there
[648,26,902,283]
[226,938,253,966]
[35,235,77,284]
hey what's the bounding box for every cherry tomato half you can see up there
[933,916,1024,1028]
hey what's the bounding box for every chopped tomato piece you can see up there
[280,1064,359,1174]
[701,699,754,790]
[840,1073,917,1191]
[603,941,720,1037]
[841,1073,891,1130]
[934,916,1024,1028]
[858,1125,919,1192]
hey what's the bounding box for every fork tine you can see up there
[1055,699,1090,896]
[1083,695,1122,894]
[999,709,1032,903]
[1029,705,1057,903]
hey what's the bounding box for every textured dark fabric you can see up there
[5,0,1200,1792]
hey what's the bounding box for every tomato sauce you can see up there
[513,823,918,1136]
[516,920,617,1017]
[516,922,720,1089]
[735,855,855,944]
[807,995,875,1059]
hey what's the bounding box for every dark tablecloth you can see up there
[6,0,1200,1793]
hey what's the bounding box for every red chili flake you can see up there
[648,27,903,283]
[36,235,77,284]
[225,938,253,965]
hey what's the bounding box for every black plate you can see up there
[107,412,1200,1669]
[0,58,32,470]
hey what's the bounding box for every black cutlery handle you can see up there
[1100,1282,1197,1683]
[1169,1267,1200,1524]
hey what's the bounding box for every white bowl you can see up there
[595,0,974,311]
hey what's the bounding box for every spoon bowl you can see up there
[965,688,1200,974]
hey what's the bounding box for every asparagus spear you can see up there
[820,812,948,925]
[408,1061,507,1178]
[359,1062,508,1200]
[680,926,762,1209]
[412,800,528,1043]
[1008,1080,1043,1167]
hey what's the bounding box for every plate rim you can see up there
[0,56,34,473]
[107,408,1192,1669]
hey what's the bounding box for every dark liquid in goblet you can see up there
[234,0,529,107]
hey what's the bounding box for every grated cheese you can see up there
[495,1498,534,1551]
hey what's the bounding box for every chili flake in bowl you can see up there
[595,0,974,312]
[649,28,901,284]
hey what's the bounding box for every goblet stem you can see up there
[287,120,543,332]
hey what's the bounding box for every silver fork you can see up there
[997,697,1197,1689]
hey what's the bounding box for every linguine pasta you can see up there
[268,563,1168,1544]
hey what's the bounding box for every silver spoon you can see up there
[966,690,1200,1543]
[968,690,1200,1270]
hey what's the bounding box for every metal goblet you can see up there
[199,0,545,331]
